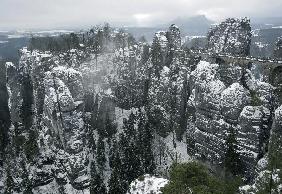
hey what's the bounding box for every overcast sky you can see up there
[1,0,282,30]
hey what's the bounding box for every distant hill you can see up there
[0,30,75,63]
[125,15,214,41]
[251,27,282,57]
[251,17,282,29]
[163,15,214,36]
[123,27,165,42]
[0,32,29,63]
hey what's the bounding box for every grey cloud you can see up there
[0,0,282,30]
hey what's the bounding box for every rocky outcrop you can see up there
[41,53,89,189]
[3,48,90,193]
[207,18,252,56]
[154,31,168,51]
[239,105,282,193]
[187,18,276,180]
[221,83,250,123]
[274,36,282,59]
[272,37,282,104]
[167,24,181,51]
[238,106,271,177]
[189,60,273,179]
[189,61,250,164]
[218,62,242,86]
[52,66,84,101]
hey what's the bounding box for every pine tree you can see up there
[4,167,14,194]
[21,160,33,194]
[224,127,243,176]
[142,122,156,174]
[90,161,106,194]
[274,36,282,59]
[58,185,66,194]
[118,115,146,188]
[151,36,164,78]
[141,44,150,65]
[96,136,106,171]
[266,129,282,193]
[94,41,100,67]
[139,36,147,43]
[108,141,127,194]
[127,34,137,47]
[84,92,94,113]
[103,23,111,47]
[96,30,104,51]
[104,112,117,138]
[178,71,189,141]
[124,113,136,137]
[84,92,96,151]
[114,29,127,52]
[91,94,99,129]
[69,33,80,49]
[108,166,128,194]
[24,129,39,162]
[108,168,123,194]
[89,94,99,151]
[20,74,34,131]
[136,111,155,174]
[0,61,11,157]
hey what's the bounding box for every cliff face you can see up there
[1,48,91,193]
[240,105,282,193]
[188,18,275,180]
[188,59,273,177]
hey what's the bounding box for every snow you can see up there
[275,105,282,118]
[220,83,250,111]
[33,180,90,194]
[115,107,140,131]
[155,31,168,49]
[53,66,82,78]
[190,61,219,83]
[127,174,168,194]
[8,34,26,39]
[184,35,206,42]
[239,106,269,120]
[5,62,15,69]
[74,175,89,183]
[154,133,191,175]
[156,31,167,42]
[162,66,170,74]
[255,42,268,49]
[0,40,8,44]
[104,88,113,96]
[36,30,74,34]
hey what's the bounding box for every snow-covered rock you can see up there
[207,17,252,56]
[238,106,271,176]
[127,174,168,194]
[221,83,250,122]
